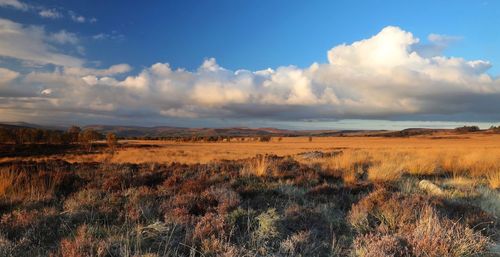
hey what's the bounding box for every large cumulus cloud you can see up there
[1,24,499,125]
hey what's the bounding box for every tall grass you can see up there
[487,170,500,190]
[320,148,500,189]
[240,155,277,177]
[0,168,61,201]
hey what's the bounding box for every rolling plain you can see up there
[0,129,499,256]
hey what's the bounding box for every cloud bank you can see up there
[0,0,27,10]
[0,23,499,125]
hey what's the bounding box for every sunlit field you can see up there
[7,133,499,164]
[0,131,498,256]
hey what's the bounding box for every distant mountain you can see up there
[1,122,459,138]
[0,122,66,131]
[0,122,44,128]
[82,125,394,138]
[83,125,315,138]
[373,128,451,137]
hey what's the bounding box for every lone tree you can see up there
[67,126,82,143]
[309,136,313,142]
[259,135,272,142]
[106,132,118,152]
[79,129,101,152]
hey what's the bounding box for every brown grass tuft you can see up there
[487,170,500,190]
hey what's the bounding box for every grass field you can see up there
[0,133,499,256]
[7,133,499,163]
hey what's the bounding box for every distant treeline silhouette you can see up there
[135,135,275,142]
[0,126,102,145]
[0,125,280,145]
[454,126,480,133]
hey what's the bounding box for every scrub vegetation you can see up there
[0,127,498,256]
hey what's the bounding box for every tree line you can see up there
[0,126,102,145]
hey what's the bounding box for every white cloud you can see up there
[65,64,132,77]
[0,18,83,67]
[41,88,52,95]
[92,33,106,40]
[0,67,19,84]
[49,30,79,45]
[92,31,125,41]
[69,11,85,23]
[0,0,98,25]
[1,26,500,124]
[39,9,63,19]
[428,33,462,45]
[0,0,28,10]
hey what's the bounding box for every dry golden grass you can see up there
[8,133,496,162]
[240,155,277,177]
[367,160,404,182]
[0,171,16,197]
[487,170,500,189]
[0,169,61,201]
[0,134,498,256]
[2,133,499,189]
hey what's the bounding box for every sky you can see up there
[0,0,499,129]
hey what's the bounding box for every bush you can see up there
[354,234,411,257]
[454,126,480,133]
[349,188,491,257]
[254,208,280,241]
[259,136,272,142]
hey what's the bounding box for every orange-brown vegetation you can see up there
[0,132,498,256]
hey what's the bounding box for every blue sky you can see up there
[0,0,499,129]
[3,0,497,72]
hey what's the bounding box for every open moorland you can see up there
[0,127,499,256]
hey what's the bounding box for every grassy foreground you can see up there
[0,135,499,256]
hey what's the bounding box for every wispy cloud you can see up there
[39,8,63,19]
[0,18,83,66]
[48,30,79,45]
[92,31,125,41]
[0,67,19,84]
[0,0,28,10]
[68,10,85,23]
[0,0,97,24]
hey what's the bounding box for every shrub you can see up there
[280,230,314,256]
[106,132,118,152]
[349,188,491,257]
[124,186,160,223]
[0,234,13,256]
[454,126,480,133]
[193,212,227,240]
[354,234,412,257]
[407,206,489,257]
[63,188,123,223]
[59,225,100,257]
[254,208,280,241]
[259,136,272,142]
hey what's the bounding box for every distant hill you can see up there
[83,125,338,138]
[0,122,66,131]
[0,122,472,139]
[373,128,451,137]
